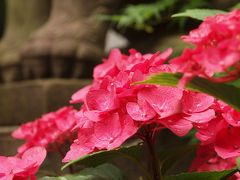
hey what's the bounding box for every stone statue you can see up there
[0,0,118,83]
[0,0,50,82]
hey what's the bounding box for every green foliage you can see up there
[99,0,214,32]
[231,3,240,10]
[62,140,143,170]
[137,73,240,111]
[164,169,237,180]
[172,9,226,20]
[236,157,240,171]
[99,0,177,32]
[173,0,208,30]
[40,163,123,180]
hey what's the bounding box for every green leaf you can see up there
[40,163,123,180]
[137,73,240,111]
[172,9,226,20]
[164,169,237,180]
[62,140,143,170]
[231,3,240,10]
[98,0,177,32]
[236,157,240,171]
[228,79,240,88]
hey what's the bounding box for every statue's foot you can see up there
[21,17,104,79]
[0,42,23,83]
[0,0,50,83]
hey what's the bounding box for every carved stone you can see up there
[0,0,50,82]
[21,0,118,80]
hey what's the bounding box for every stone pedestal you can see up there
[0,79,90,125]
[0,126,22,156]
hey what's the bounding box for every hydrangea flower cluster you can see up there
[190,101,240,172]
[171,10,240,85]
[63,48,221,163]
[12,106,77,154]
[64,46,240,175]
[0,147,46,180]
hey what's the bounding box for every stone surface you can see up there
[0,0,50,82]
[0,79,90,125]
[0,126,21,156]
[20,0,119,80]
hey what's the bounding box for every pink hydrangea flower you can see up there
[64,48,220,162]
[171,10,240,84]
[192,100,240,158]
[214,126,240,159]
[12,106,77,154]
[0,147,46,180]
[190,145,236,172]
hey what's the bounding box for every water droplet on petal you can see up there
[233,145,239,149]
[207,157,218,164]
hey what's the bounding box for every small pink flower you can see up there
[190,145,236,172]
[12,106,77,154]
[171,10,240,84]
[0,147,46,180]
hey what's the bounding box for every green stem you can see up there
[119,152,152,180]
[145,128,161,180]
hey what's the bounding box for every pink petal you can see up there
[158,115,193,136]
[63,140,94,162]
[139,87,183,119]
[126,101,156,121]
[86,89,119,111]
[215,127,240,159]
[21,147,46,169]
[185,109,215,123]
[70,85,91,104]
[182,91,214,113]
[93,113,122,149]
[93,49,121,79]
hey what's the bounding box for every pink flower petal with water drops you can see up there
[93,113,122,149]
[182,91,214,113]
[185,109,215,123]
[62,139,94,162]
[158,115,193,136]
[139,87,183,119]
[126,102,156,121]
[126,91,157,122]
[86,89,119,111]
[222,106,240,127]
[63,127,95,162]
